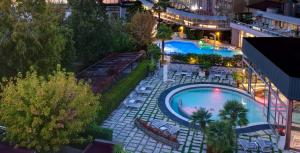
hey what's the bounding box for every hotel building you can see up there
[242,37,300,151]
[231,0,300,47]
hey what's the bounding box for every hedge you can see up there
[97,60,150,123]
[171,54,242,67]
[84,123,113,141]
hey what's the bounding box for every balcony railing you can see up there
[231,20,296,37]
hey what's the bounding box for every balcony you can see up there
[231,20,300,37]
[139,0,230,31]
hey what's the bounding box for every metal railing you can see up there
[231,20,295,37]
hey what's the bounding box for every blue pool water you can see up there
[164,41,242,57]
[170,87,266,123]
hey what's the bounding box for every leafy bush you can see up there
[70,124,113,150]
[0,67,100,152]
[97,60,150,123]
[114,144,126,153]
[147,44,161,61]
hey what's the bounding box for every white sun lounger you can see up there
[256,138,273,152]
[151,120,168,128]
[123,99,142,108]
[239,139,258,151]
[168,125,180,135]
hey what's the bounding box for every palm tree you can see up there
[191,108,212,150]
[206,120,236,153]
[152,0,169,27]
[191,107,212,132]
[156,24,172,63]
[219,100,249,126]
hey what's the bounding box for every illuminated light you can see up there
[188,57,197,64]
[199,24,218,29]
[198,40,204,46]
[179,26,184,32]
[215,32,220,36]
[226,62,232,67]
[252,26,261,31]
[241,100,246,106]
[191,5,198,11]
[213,88,220,92]
[242,69,246,74]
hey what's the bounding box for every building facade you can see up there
[241,37,300,151]
[231,0,300,47]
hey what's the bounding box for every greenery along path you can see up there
[101,69,280,153]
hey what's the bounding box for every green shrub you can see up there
[147,44,161,61]
[114,144,126,153]
[84,123,113,141]
[97,60,150,123]
[171,54,242,67]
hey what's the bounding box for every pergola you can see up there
[77,51,144,93]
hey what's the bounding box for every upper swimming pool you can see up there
[164,41,242,57]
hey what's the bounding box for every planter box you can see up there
[278,135,286,150]
[134,119,180,149]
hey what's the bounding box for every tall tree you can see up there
[152,0,169,27]
[110,19,136,52]
[219,100,249,126]
[127,11,156,50]
[68,0,112,66]
[156,24,172,63]
[0,67,100,152]
[206,121,236,153]
[191,108,212,150]
[0,0,73,77]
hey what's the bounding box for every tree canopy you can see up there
[0,0,73,77]
[219,100,249,126]
[191,107,212,132]
[68,0,112,65]
[0,67,100,152]
[127,11,156,49]
[206,121,236,153]
[156,24,173,41]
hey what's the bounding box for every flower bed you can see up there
[134,118,180,149]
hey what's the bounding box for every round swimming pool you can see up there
[164,41,242,57]
[158,84,266,126]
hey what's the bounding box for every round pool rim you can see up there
[163,40,243,57]
[158,83,266,128]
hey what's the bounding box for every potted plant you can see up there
[200,61,212,77]
[232,71,243,87]
[278,127,286,150]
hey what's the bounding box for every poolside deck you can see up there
[101,65,280,153]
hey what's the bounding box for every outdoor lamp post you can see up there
[210,33,216,50]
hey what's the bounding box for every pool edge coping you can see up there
[158,83,271,133]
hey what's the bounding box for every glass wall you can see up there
[291,100,300,150]
[242,59,288,127]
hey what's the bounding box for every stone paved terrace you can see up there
[101,68,281,153]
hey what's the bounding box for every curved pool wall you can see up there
[158,83,270,133]
[163,40,242,57]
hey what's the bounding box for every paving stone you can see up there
[100,70,279,153]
